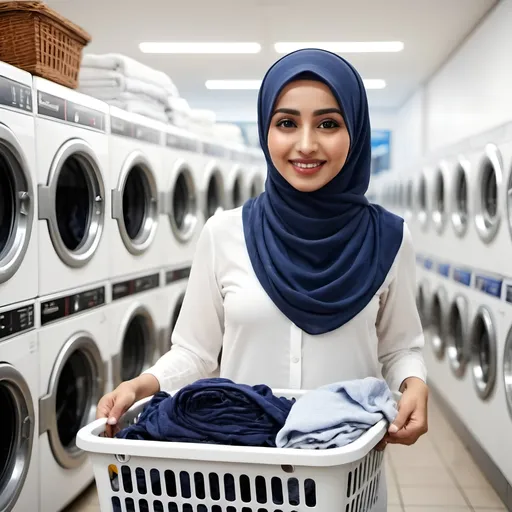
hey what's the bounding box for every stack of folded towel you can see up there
[187,108,217,138]
[78,53,182,124]
[213,123,246,145]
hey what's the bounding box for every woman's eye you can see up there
[319,119,339,129]
[276,119,295,128]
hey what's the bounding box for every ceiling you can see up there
[47,0,498,121]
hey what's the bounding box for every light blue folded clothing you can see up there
[275,377,398,449]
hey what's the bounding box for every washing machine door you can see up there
[432,165,447,234]
[39,333,106,469]
[447,294,470,378]
[112,151,159,255]
[470,305,497,400]
[474,144,502,244]
[429,286,448,359]
[38,139,105,268]
[113,305,157,387]
[165,159,198,244]
[249,170,264,198]
[415,279,431,330]
[451,159,469,237]
[202,162,225,220]
[0,124,34,284]
[504,324,512,419]
[228,167,244,209]
[0,364,35,512]
[416,171,429,230]
[160,293,185,356]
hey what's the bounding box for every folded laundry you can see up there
[107,98,169,123]
[116,378,295,447]
[275,377,398,449]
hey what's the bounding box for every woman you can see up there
[98,48,428,508]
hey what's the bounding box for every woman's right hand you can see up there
[96,374,160,437]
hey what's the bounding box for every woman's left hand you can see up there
[376,377,429,450]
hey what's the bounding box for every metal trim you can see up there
[474,144,502,244]
[112,151,159,255]
[0,363,35,512]
[0,124,34,284]
[38,139,105,268]
[447,294,470,378]
[432,162,447,234]
[504,324,512,419]
[112,304,157,387]
[166,159,198,244]
[429,285,448,359]
[416,171,429,230]
[39,332,105,469]
[202,160,226,221]
[470,305,498,400]
[450,157,470,238]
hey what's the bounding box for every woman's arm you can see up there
[142,217,225,392]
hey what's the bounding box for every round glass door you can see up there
[169,163,198,243]
[451,161,469,237]
[447,295,469,378]
[430,288,447,359]
[204,168,225,220]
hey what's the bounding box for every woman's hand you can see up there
[96,374,160,437]
[376,377,428,450]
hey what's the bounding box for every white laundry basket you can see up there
[77,389,388,512]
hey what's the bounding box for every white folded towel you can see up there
[213,123,245,145]
[108,98,169,124]
[81,53,179,96]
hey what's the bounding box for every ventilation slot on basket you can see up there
[345,450,383,512]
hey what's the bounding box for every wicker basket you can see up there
[0,1,91,89]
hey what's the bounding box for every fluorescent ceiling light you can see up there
[139,42,261,54]
[274,41,404,53]
[206,79,386,90]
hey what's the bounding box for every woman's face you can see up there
[267,80,351,193]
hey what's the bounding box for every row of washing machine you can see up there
[414,256,512,486]
[0,59,266,310]
[368,120,512,279]
[0,269,190,512]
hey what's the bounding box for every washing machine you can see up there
[34,77,110,298]
[108,107,165,280]
[0,61,38,308]
[37,283,110,512]
[198,138,227,222]
[108,272,164,389]
[0,298,38,511]
[410,165,434,257]
[225,144,248,210]
[160,124,202,269]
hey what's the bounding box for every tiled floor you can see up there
[64,395,508,512]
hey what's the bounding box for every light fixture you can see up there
[274,41,404,54]
[205,79,386,90]
[139,42,261,54]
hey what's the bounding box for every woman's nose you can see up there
[296,128,318,154]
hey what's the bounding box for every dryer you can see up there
[34,77,110,297]
[0,61,38,307]
[199,138,227,222]
[108,272,163,389]
[0,299,38,511]
[108,107,165,280]
[37,283,109,512]
[160,125,202,269]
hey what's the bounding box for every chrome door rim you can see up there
[416,171,429,230]
[429,286,448,359]
[474,144,502,244]
[450,157,470,238]
[202,162,225,220]
[504,324,512,419]
[166,159,198,244]
[39,139,105,268]
[447,294,469,378]
[0,125,34,284]
[470,305,497,400]
[416,280,430,329]
[432,163,447,234]
[112,151,159,255]
[227,165,244,209]
[0,363,35,512]
[39,333,105,469]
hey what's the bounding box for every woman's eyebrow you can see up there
[272,107,343,117]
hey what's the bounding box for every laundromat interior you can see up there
[1,0,512,511]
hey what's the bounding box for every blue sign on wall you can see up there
[371,130,391,175]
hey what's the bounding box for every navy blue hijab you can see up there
[242,49,404,335]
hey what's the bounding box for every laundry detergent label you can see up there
[0,75,32,112]
[110,116,161,145]
[0,304,35,340]
[40,286,105,326]
[166,133,199,153]
[37,92,106,131]
[165,267,191,285]
[203,141,228,158]
[475,275,502,298]
[112,272,160,301]
[437,263,451,277]
[453,268,472,286]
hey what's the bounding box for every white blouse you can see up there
[145,207,427,394]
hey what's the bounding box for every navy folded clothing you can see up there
[116,378,295,447]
